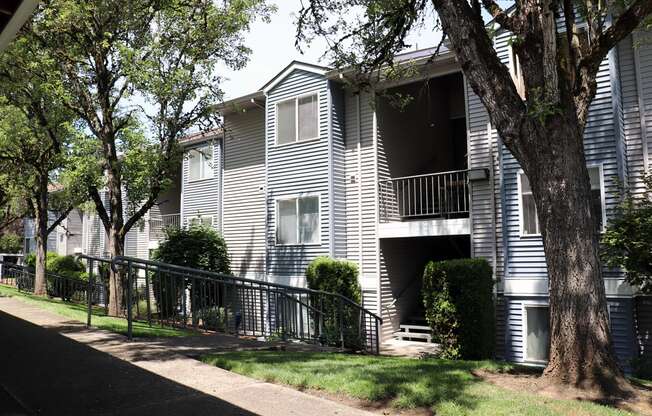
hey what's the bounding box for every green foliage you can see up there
[422,258,494,360]
[306,256,361,302]
[306,256,361,348]
[602,174,652,294]
[153,225,230,273]
[151,225,230,318]
[25,252,87,301]
[0,233,22,253]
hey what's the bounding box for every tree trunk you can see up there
[106,225,124,316]
[33,204,48,296]
[32,180,49,297]
[525,119,627,393]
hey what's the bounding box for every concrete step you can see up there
[394,323,433,343]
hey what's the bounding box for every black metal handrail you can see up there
[106,255,381,354]
[0,261,108,317]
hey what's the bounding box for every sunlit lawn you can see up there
[202,351,634,415]
[0,283,193,337]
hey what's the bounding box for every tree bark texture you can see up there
[430,0,638,392]
[32,179,49,297]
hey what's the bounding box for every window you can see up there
[276,196,320,245]
[188,145,213,181]
[189,216,213,228]
[519,166,604,236]
[276,94,319,144]
[524,305,550,363]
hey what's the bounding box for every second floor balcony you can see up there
[378,170,471,238]
[149,213,181,242]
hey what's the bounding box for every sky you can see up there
[219,0,444,100]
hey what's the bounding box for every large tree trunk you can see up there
[526,119,627,393]
[107,225,124,316]
[33,203,48,296]
[32,180,49,296]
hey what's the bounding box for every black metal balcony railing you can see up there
[379,170,470,223]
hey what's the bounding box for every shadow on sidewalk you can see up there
[0,311,258,416]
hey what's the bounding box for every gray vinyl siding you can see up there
[636,296,652,360]
[265,69,331,280]
[618,35,648,196]
[181,138,221,230]
[223,107,266,278]
[495,34,622,281]
[503,296,636,370]
[344,91,378,282]
[64,210,84,255]
[637,31,652,174]
[330,83,347,259]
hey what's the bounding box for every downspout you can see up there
[263,94,270,280]
[327,85,335,258]
[357,94,363,269]
[633,32,650,172]
[487,122,498,279]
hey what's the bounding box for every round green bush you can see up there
[422,258,495,360]
[25,252,87,301]
[151,225,231,318]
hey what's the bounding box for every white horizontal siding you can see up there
[181,138,221,231]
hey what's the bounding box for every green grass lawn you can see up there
[0,284,193,337]
[202,351,634,416]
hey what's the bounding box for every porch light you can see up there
[467,168,489,181]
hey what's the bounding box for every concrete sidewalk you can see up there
[0,296,373,416]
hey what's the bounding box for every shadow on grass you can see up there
[202,350,514,412]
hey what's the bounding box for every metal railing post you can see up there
[126,260,133,341]
[87,259,94,327]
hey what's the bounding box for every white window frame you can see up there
[187,144,214,182]
[517,164,606,238]
[188,215,214,228]
[274,92,320,146]
[275,194,321,246]
[521,301,550,365]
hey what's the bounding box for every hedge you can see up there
[306,256,361,348]
[422,258,494,359]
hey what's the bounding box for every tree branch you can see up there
[88,186,111,234]
[576,0,652,123]
[46,205,74,236]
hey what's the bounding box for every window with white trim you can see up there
[276,94,319,144]
[525,305,550,363]
[276,196,320,245]
[519,166,604,235]
[189,216,213,228]
[187,145,213,181]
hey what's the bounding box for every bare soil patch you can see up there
[474,368,652,416]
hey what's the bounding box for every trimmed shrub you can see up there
[306,256,361,348]
[422,258,494,360]
[0,233,22,253]
[152,225,230,318]
[25,252,86,301]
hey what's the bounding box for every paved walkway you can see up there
[0,296,373,416]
